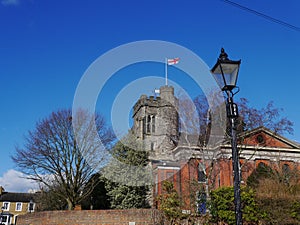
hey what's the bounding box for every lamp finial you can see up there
[219,48,228,61]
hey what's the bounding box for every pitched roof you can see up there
[0,192,37,202]
[239,126,300,149]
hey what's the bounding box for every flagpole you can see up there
[165,58,168,86]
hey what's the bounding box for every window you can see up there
[256,134,265,144]
[1,215,11,225]
[150,142,154,151]
[152,116,155,133]
[144,115,155,134]
[198,163,206,183]
[282,163,291,183]
[258,162,267,169]
[1,215,7,223]
[147,115,151,133]
[28,202,34,212]
[166,172,174,182]
[143,117,146,134]
[15,202,22,211]
[196,191,207,215]
[240,161,249,184]
[2,202,10,211]
[282,163,290,173]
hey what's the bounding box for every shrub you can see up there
[209,186,262,225]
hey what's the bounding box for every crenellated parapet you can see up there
[131,86,179,158]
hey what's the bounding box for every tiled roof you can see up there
[0,192,37,202]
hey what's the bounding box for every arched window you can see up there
[152,116,155,133]
[198,162,206,183]
[282,163,291,184]
[144,115,156,134]
[258,162,267,169]
[147,115,151,133]
[282,163,290,174]
[143,117,146,134]
[150,142,154,151]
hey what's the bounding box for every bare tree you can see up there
[178,91,226,148]
[178,93,294,195]
[12,109,115,210]
[237,98,294,135]
[177,91,226,205]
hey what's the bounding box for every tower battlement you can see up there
[131,86,179,158]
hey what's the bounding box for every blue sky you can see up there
[1,0,300,192]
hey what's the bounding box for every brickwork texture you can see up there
[17,209,163,225]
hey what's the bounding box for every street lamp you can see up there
[211,48,242,225]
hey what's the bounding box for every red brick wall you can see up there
[242,131,291,148]
[17,209,163,225]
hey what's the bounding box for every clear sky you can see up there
[1,0,300,192]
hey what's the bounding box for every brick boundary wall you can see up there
[17,209,164,225]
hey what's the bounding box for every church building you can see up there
[131,85,300,212]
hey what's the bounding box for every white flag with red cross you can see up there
[167,57,180,65]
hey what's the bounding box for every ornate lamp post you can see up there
[211,48,242,225]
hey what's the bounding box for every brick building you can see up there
[132,85,300,212]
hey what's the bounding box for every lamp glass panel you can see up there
[220,63,239,87]
[212,66,225,89]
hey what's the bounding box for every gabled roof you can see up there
[0,192,37,202]
[238,126,300,149]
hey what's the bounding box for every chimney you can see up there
[0,186,4,195]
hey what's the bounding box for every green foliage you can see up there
[157,181,187,224]
[190,180,208,215]
[209,187,235,224]
[291,201,300,220]
[241,187,265,223]
[105,183,149,209]
[209,186,262,225]
[104,132,150,209]
[111,137,148,166]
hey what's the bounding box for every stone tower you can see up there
[132,85,179,160]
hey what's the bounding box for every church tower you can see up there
[132,85,179,159]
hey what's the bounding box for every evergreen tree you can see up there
[209,186,262,225]
[81,173,110,210]
[103,132,151,209]
[157,181,186,224]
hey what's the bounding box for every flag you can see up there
[167,57,180,65]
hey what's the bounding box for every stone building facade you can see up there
[132,85,179,160]
[132,85,300,212]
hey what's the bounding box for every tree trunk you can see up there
[66,198,74,210]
